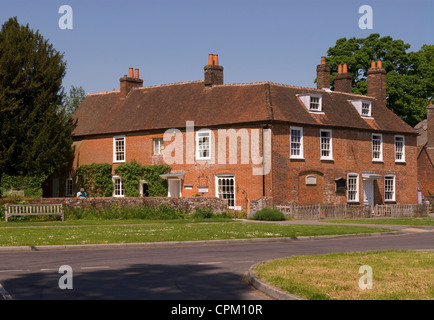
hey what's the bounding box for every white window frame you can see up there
[349,100,372,118]
[113,136,126,163]
[371,133,383,162]
[113,176,125,197]
[384,175,396,202]
[297,94,323,113]
[290,126,304,159]
[394,135,405,163]
[65,178,73,197]
[196,129,211,160]
[153,137,164,155]
[347,173,359,203]
[215,175,235,208]
[320,129,333,160]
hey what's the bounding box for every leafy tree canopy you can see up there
[325,34,433,126]
[62,85,86,117]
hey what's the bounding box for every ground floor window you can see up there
[113,176,125,197]
[384,175,396,201]
[347,173,359,202]
[216,175,235,208]
[65,178,73,197]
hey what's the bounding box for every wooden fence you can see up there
[275,203,428,220]
[373,204,429,218]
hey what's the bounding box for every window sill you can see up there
[372,160,383,163]
[320,158,334,162]
[113,160,126,164]
[395,160,406,164]
[290,157,305,160]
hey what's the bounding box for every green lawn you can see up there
[253,250,434,300]
[0,220,390,246]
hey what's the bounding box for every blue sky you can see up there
[1,0,432,95]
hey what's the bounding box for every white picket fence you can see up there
[276,203,428,220]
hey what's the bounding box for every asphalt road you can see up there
[0,229,433,300]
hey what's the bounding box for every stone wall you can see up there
[1,197,229,214]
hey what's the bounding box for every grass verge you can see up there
[0,221,390,246]
[253,250,434,300]
[323,217,434,226]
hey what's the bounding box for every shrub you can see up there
[191,207,214,219]
[252,208,286,221]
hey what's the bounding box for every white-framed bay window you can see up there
[384,175,396,202]
[215,175,235,208]
[113,136,126,163]
[113,176,125,197]
[347,173,359,203]
[290,126,304,159]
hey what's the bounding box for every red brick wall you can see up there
[72,123,418,205]
[417,147,434,196]
[271,123,418,205]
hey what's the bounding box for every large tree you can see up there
[325,34,433,126]
[62,85,86,118]
[0,17,74,196]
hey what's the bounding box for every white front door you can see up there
[363,179,374,212]
[168,179,181,197]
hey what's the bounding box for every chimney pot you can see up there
[343,63,348,73]
[208,54,214,65]
[129,67,134,78]
[213,54,219,66]
[377,60,382,68]
[338,64,343,74]
[321,56,326,65]
[371,61,376,68]
[135,68,139,79]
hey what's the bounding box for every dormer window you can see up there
[297,94,323,113]
[349,100,372,118]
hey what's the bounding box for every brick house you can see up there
[49,54,419,210]
[415,101,434,197]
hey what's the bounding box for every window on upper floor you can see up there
[153,138,164,155]
[371,133,383,162]
[394,135,405,162]
[297,94,323,113]
[320,129,333,160]
[196,129,211,160]
[290,126,304,159]
[349,100,372,118]
[113,136,125,163]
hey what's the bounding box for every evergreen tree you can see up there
[0,17,74,196]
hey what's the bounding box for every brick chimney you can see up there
[427,100,434,153]
[204,54,223,86]
[367,60,387,107]
[316,56,330,89]
[120,67,143,99]
[334,63,352,93]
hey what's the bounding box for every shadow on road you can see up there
[2,263,260,300]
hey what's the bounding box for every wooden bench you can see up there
[4,203,64,222]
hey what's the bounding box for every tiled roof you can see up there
[72,80,417,137]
